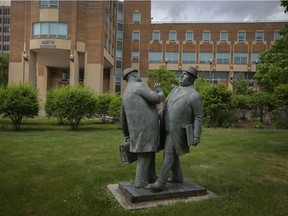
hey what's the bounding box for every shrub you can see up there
[199,84,234,128]
[45,85,97,130]
[95,93,114,123]
[108,94,122,122]
[0,83,39,131]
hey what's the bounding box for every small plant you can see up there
[251,118,264,129]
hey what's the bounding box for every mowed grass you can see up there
[0,117,287,216]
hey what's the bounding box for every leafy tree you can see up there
[0,83,39,131]
[255,1,288,92]
[0,54,9,87]
[232,94,253,120]
[45,85,97,130]
[147,67,178,98]
[271,84,288,129]
[251,92,274,123]
[231,74,253,95]
[199,84,234,127]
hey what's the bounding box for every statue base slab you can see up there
[118,178,207,203]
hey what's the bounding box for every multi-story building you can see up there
[0,3,10,54]
[9,0,286,101]
[9,0,117,101]
[122,0,285,91]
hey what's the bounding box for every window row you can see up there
[132,30,282,42]
[33,22,68,39]
[130,51,260,65]
[0,18,10,24]
[0,27,10,33]
[40,0,59,8]
[0,9,10,15]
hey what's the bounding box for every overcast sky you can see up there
[151,0,288,22]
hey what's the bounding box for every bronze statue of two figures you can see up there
[120,66,203,192]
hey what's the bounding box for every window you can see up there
[216,52,230,64]
[186,31,193,41]
[117,11,123,23]
[40,0,59,8]
[116,41,122,50]
[234,72,255,80]
[203,31,210,42]
[116,50,122,60]
[3,9,10,15]
[182,52,196,63]
[199,52,213,64]
[3,36,9,42]
[3,27,9,33]
[4,18,9,24]
[33,22,67,38]
[220,31,227,42]
[238,31,246,42]
[132,31,140,41]
[133,12,141,24]
[274,31,282,41]
[132,52,139,61]
[251,53,260,64]
[117,23,123,31]
[255,31,264,42]
[166,52,179,63]
[234,53,248,64]
[116,60,122,69]
[117,30,123,40]
[149,52,162,63]
[169,31,177,41]
[61,70,69,81]
[153,31,160,41]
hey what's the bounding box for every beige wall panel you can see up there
[8,62,24,84]
[37,65,48,103]
[30,39,71,50]
[215,64,231,71]
[233,65,249,71]
[84,64,103,93]
[40,9,59,21]
[76,42,86,53]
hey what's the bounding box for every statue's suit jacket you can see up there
[121,80,163,153]
[159,85,203,155]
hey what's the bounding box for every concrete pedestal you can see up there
[118,179,208,203]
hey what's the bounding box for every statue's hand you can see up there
[154,83,163,93]
[193,138,200,146]
[125,136,130,142]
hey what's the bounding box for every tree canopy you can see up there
[255,1,288,92]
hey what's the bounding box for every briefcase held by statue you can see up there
[119,138,137,164]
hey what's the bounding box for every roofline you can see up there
[151,20,288,24]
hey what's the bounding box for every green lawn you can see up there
[0,117,287,216]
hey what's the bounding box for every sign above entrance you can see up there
[40,40,56,49]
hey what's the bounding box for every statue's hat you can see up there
[122,68,138,80]
[184,66,198,78]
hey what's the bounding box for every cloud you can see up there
[151,0,288,22]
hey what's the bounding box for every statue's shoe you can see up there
[150,181,165,192]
